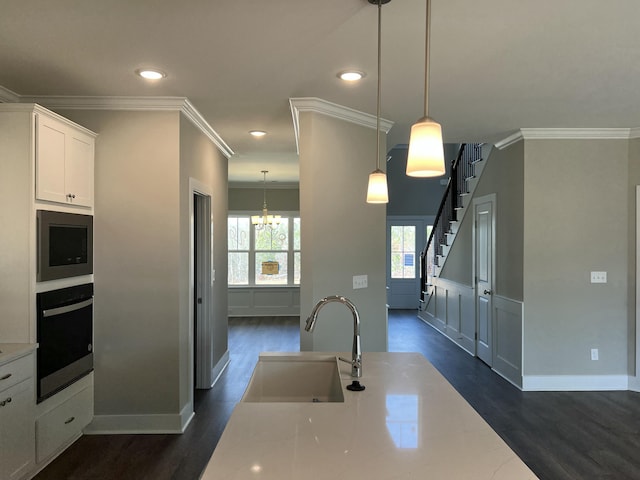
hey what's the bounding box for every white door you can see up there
[474,195,495,366]
[387,217,432,309]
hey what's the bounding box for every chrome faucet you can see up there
[305,295,362,378]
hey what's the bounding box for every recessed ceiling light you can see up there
[338,70,366,82]
[249,130,267,137]
[135,68,166,80]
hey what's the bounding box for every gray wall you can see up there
[228,187,299,211]
[179,116,229,407]
[523,139,629,376]
[439,142,524,301]
[299,111,387,353]
[438,137,634,381]
[628,138,640,376]
[58,109,228,425]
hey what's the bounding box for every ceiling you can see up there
[2,0,639,184]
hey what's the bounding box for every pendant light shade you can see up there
[366,169,389,203]
[406,0,445,178]
[366,0,390,204]
[406,116,445,177]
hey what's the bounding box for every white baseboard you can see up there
[522,374,629,391]
[209,350,230,388]
[85,402,194,434]
[628,375,640,392]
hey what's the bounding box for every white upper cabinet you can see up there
[36,112,95,208]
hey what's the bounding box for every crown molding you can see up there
[13,94,234,158]
[229,181,299,189]
[289,97,394,154]
[496,128,639,150]
[494,131,523,150]
[0,85,20,103]
[520,128,632,140]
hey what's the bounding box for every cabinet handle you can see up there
[64,416,75,425]
[0,373,11,381]
[0,397,9,407]
[67,193,76,200]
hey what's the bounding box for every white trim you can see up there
[522,375,629,391]
[230,181,299,190]
[85,403,195,434]
[289,97,394,154]
[16,95,234,158]
[520,127,631,140]
[494,131,523,150]
[635,186,640,389]
[209,350,231,388]
[0,85,20,103]
[496,128,637,150]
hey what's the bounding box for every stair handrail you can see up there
[419,144,465,299]
[420,143,482,301]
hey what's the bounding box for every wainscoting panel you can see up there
[421,279,521,384]
[228,287,300,317]
[420,279,474,353]
[493,295,523,388]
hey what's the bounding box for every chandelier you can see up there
[251,170,281,230]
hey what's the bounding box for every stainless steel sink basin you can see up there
[242,354,345,403]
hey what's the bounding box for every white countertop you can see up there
[201,352,537,480]
[0,343,37,366]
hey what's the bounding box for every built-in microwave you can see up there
[37,210,93,282]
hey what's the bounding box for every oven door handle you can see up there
[43,298,93,318]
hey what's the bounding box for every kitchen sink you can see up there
[242,354,345,403]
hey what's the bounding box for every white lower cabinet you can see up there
[36,380,93,463]
[0,352,35,480]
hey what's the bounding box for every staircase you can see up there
[419,143,489,309]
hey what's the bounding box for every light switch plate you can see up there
[353,275,368,289]
[590,271,607,283]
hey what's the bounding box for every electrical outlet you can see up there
[591,348,599,361]
[353,275,368,289]
[590,271,607,283]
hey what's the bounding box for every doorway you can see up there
[191,180,215,396]
[387,216,433,309]
[473,194,496,366]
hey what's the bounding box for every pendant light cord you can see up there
[423,0,431,118]
[261,170,268,209]
[375,0,382,171]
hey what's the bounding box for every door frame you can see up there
[472,194,496,364]
[386,215,434,309]
[190,179,215,394]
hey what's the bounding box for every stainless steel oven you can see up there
[36,283,94,402]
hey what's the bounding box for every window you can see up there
[228,214,301,286]
[390,225,416,279]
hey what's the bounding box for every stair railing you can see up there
[420,143,482,302]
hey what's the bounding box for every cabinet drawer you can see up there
[36,385,93,462]
[0,353,34,392]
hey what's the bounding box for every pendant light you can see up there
[406,0,445,178]
[251,170,281,230]
[366,0,390,204]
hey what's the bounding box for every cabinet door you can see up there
[0,379,35,480]
[36,114,68,204]
[66,132,94,207]
[35,112,95,208]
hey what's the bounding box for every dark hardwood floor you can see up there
[35,311,640,479]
